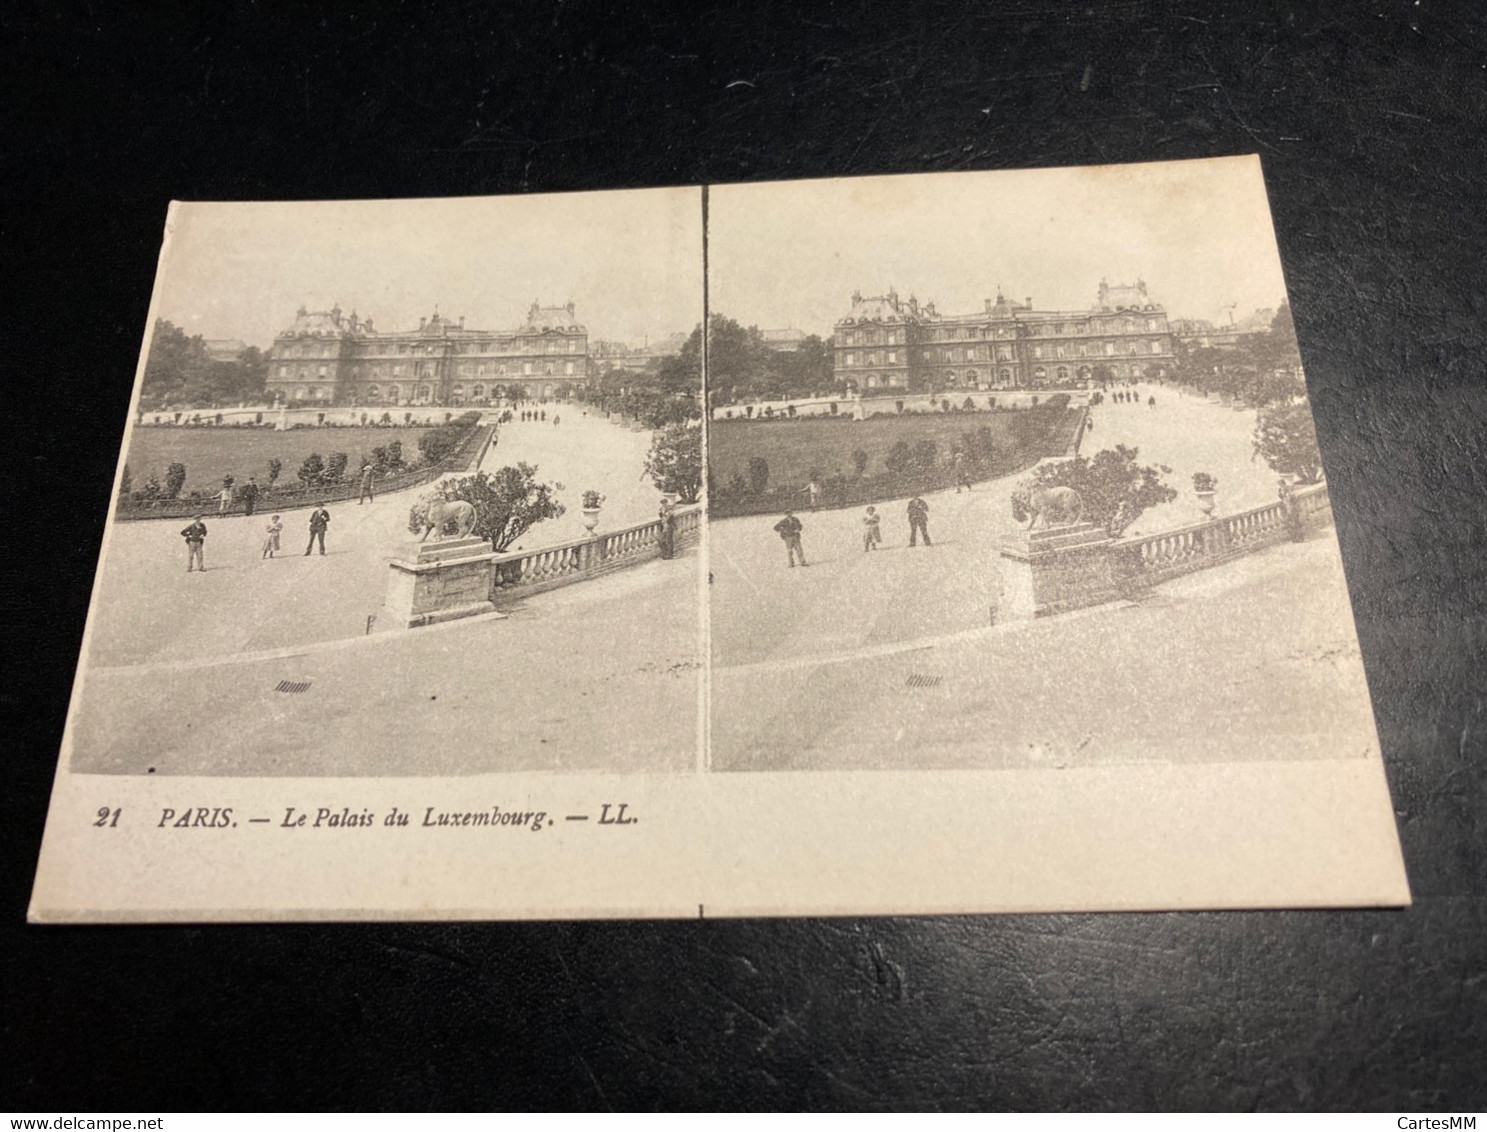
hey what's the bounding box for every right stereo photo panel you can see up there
[700,157,1409,914]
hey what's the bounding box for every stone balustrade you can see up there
[997,483,1330,620]
[489,505,701,601]
[1114,483,1326,590]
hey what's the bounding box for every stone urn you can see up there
[1192,472,1218,516]
[580,490,604,532]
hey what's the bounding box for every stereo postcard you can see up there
[30,158,1408,921]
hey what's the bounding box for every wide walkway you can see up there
[709,386,1282,670]
[708,386,1373,771]
[69,548,703,776]
[711,531,1375,772]
[83,409,666,667]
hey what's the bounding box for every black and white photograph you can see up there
[707,158,1384,783]
[54,191,706,780]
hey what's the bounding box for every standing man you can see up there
[773,511,808,567]
[240,476,260,517]
[181,515,208,572]
[358,463,375,505]
[907,495,931,547]
[305,506,331,556]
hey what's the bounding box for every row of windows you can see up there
[283,381,576,405]
[839,339,1167,367]
[837,317,1165,347]
[277,360,577,380]
[276,337,584,359]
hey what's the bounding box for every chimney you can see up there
[1025,297,1032,309]
[458,316,465,329]
[419,316,427,330]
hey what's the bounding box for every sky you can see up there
[707,156,1291,335]
[152,188,704,350]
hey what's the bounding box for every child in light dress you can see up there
[262,515,283,559]
[862,506,882,551]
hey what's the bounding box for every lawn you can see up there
[708,408,1080,490]
[120,425,438,495]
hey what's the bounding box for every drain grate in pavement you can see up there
[904,673,942,688]
[275,680,313,694]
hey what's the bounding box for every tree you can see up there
[1024,445,1177,536]
[747,455,770,495]
[643,423,702,503]
[297,453,324,487]
[325,452,349,483]
[883,440,913,476]
[164,462,187,499]
[851,448,869,477]
[419,466,564,551]
[911,439,938,473]
[1254,400,1324,483]
[266,457,282,488]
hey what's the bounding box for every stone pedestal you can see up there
[997,522,1119,621]
[385,536,503,628]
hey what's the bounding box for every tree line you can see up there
[140,320,268,408]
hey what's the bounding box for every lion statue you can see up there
[1011,484,1084,529]
[414,496,478,541]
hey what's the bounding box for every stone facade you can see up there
[834,280,1175,393]
[265,302,589,406]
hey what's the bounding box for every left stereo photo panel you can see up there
[57,192,706,780]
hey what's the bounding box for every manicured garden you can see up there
[121,425,438,496]
[708,403,1084,516]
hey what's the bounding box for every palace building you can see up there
[264,302,590,406]
[833,280,1175,392]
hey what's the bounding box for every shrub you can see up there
[297,452,324,486]
[423,466,565,551]
[120,465,133,498]
[851,448,869,477]
[883,440,913,476]
[643,423,702,503]
[267,458,282,487]
[164,462,187,499]
[325,452,349,483]
[1021,444,1177,536]
[911,439,938,472]
[1254,401,1323,484]
[1192,471,1218,493]
[747,455,770,495]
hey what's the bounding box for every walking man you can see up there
[241,476,260,517]
[907,495,931,547]
[305,506,331,556]
[181,515,208,572]
[358,463,375,504]
[774,511,808,567]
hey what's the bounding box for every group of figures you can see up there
[771,494,937,567]
[178,506,333,571]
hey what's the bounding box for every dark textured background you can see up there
[4,0,1484,1111]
